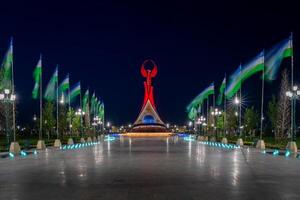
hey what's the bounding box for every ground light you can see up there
[20,151,27,156]
[104,135,116,141]
[285,151,291,157]
[183,135,195,141]
[9,152,14,158]
[61,141,100,151]
[273,150,279,156]
[199,141,240,149]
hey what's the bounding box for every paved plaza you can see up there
[0,136,300,200]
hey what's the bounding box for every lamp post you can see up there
[188,121,193,133]
[233,96,242,136]
[92,116,101,136]
[75,108,85,138]
[234,95,244,146]
[285,85,300,152]
[0,89,18,152]
[196,116,206,135]
[211,108,222,135]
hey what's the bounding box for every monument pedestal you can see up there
[36,140,46,150]
[9,142,21,154]
[67,138,74,145]
[256,139,265,150]
[286,141,298,153]
[221,137,228,144]
[236,138,244,146]
[53,139,61,147]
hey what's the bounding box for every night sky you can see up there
[0,1,299,126]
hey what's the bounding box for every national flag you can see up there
[216,76,226,105]
[32,56,42,99]
[59,74,70,94]
[90,92,96,114]
[265,36,293,81]
[82,89,89,112]
[187,82,214,111]
[188,107,197,120]
[44,66,58,101]
[70,82,81,102]
[226,52,264,99]
[98,102,105,120]
[0,38,13,90]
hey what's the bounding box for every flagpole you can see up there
[80,88,83,138]
[290,32,295,141]
[68,77,71,135]
[239,65,242,137]
[213,83,216,137]
[56,66,59,139]
[10,37,16,143]
[206,97,209,135]
[39,54,43,140]
[224,74,227,136]
[260,51,265,140]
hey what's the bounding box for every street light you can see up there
[211,108,222,138]
[233,96,242,137]
[0,89,17,150]
[75,108,85,137]
[60,95,65,104]
[285,85,300,143]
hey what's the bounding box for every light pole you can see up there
[211,108,222,138]
[285,85,300,152]
[0,89,17,151]
[188,121,193,133]
[106,122,111,133]
[75,108,85,138]
[233,96,242,136]
[92,116,101,136]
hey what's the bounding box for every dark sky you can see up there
[0,0,299,126]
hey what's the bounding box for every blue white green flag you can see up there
[216,76,226,105]
[32,56,42,99]
[187,82,214,111]
[44,66,58,101]
[265,36,293,81]
[0,38,13,90]
[226,52,264,99]
[70,82,81,102]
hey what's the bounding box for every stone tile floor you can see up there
[0,136,300,200]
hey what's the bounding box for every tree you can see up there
[244,106,259,136]
[43,101,55,138]
[267,95,277,135]
[216,114,224,130]
[226,107,238,136]
[58,105,68,135]
[276,69,291,140]
[67,108,80,136]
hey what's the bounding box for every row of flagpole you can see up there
[187,33,294,140]
[0,37,105,145]
[32,59,105,140]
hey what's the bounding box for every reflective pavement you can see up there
[0,136,300,200]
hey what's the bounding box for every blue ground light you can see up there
[261,149,299,159]
[61,141,100,151]
[199,141,241,149]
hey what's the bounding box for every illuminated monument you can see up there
[123,59,172,137]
